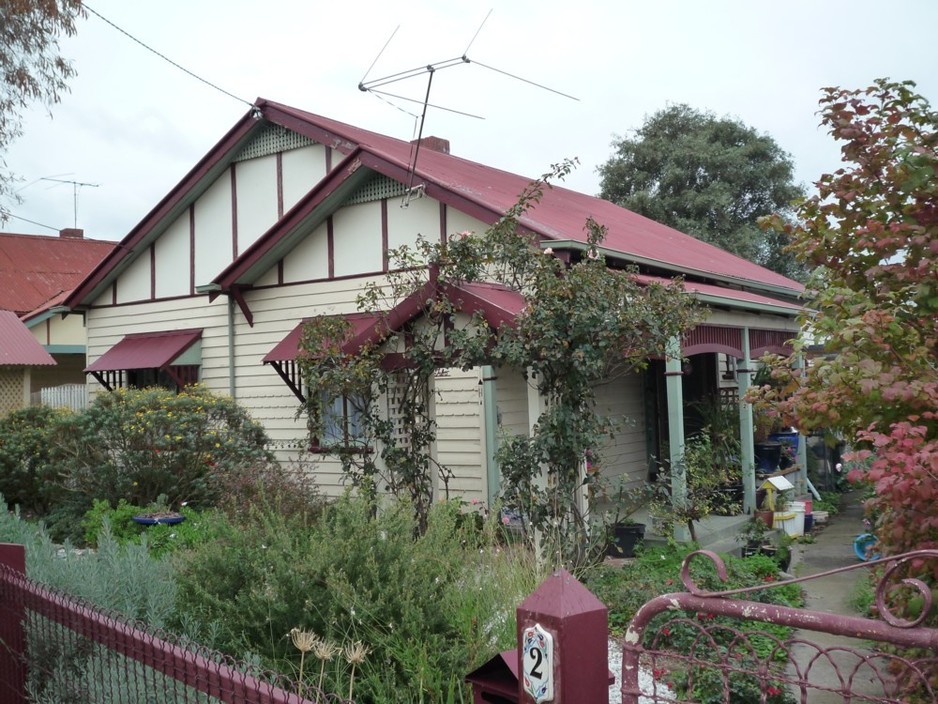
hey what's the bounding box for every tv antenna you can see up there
[358,10,578,205]
[41,177,99,228]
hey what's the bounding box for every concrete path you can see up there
[785,491,897,702]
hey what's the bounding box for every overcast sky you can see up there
[5,0,937,241]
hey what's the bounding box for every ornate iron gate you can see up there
[620,549,938,703]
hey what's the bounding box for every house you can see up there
[0,310,57,416]
[63,100,804,509]
[0,229,116,411]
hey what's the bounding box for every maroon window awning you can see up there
[263,313,382,364]
[86,329,203,373]
[85,329,202,392]
[263,314,381,403]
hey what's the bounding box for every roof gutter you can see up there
[542,239,804,300]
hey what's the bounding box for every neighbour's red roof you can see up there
[0,232,115,315]
[0,310,56,366]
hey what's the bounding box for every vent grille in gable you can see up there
[235,124,315,161]
[346,173,408,205]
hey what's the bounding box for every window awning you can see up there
[85,329,202,391]
[263,313,382,364]
[263,314,381,403]
[86,329,203,372]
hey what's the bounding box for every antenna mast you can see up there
[41,177,100,228]
[358,11,578,205]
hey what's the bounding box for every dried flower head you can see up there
[313,639,340,661]
[289,628,319,654]
[344,640,370,665]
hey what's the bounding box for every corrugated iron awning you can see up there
[0,310,56,366]
[263,313,381,363]
[85,329,202,372]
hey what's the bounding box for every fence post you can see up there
[0,543,27,704]
[516,568,609,703]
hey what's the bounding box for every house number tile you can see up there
[522,624,554,702]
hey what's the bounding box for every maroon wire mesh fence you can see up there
[620,549,938,703]
[0,544,353,704]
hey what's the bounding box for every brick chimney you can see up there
[59,228,84,239]
[410,136,450,154]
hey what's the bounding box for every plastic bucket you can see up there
[791,498,813,514]
[791,496,814,513]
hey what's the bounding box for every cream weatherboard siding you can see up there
[235,275,386,494]
[495,367,530,438]
[432,367,485,501]
[593,370,648,494]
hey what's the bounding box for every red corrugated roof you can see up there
[0,232,115,315]
[65,98,803,312]
[85,329,202,372]
[0,311,56,366]
[263,102,804,295]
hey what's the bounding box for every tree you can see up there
[598,104,806,280]
[0,0,84,223]
[756,79,937,561]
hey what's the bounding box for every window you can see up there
[316,391,367,449]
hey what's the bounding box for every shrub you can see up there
[172,494,544,702]
[81,499,230,558]
[0,496,177,626]
[46,385,272,533]
[0,406,72,515]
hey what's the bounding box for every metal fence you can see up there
[620,549,938,703]
[0,544,351,704]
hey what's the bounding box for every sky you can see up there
[4,0,938,241]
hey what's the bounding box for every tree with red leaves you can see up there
[758,79,937,557]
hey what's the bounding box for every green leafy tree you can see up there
[598,104,806,279]
[1,0,83,222]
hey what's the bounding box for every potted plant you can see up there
[649,433,739,543]
[601,480,651,558]
[739,514,773,557]
[131,494,186,526]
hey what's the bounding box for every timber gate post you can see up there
[516,568,609,704]
[0,543,27,704]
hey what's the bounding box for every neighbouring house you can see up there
[0,229,116,411]
[63,100,804,508]
[0,310,56,416]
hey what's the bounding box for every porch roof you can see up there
[0,310,56,366]
[85,329,202,372]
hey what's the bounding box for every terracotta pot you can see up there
[754,510,774,528]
